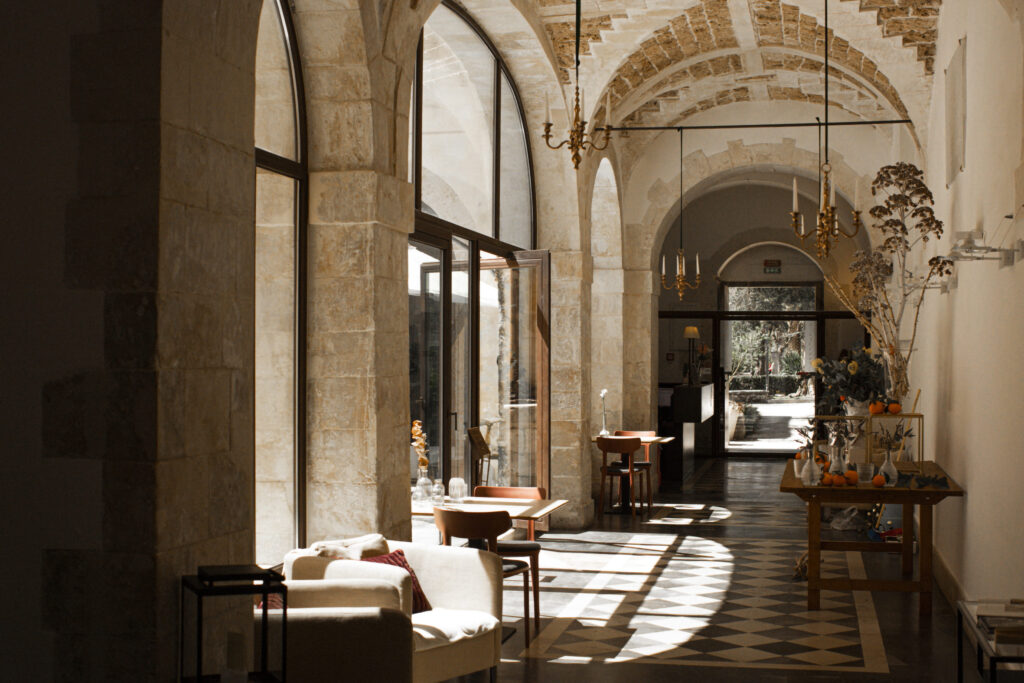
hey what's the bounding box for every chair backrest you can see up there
[614,430,655,437]
[596,435,642,455]
[432,507,512,553]
[472,485,547,500]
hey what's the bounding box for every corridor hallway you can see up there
[497,458,963,682]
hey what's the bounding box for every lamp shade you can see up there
[683,326,700,340]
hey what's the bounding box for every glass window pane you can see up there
[726,286,816,312]
[255,0,297,160]
[451,237,472,482]
[409,241,444,481]
[498,73,532,248]
[255,169,296,565]
[479,251,539,487]
[421,5,495,235]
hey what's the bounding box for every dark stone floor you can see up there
[477,457,1007,683]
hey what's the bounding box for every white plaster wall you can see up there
[917,0,1024,601]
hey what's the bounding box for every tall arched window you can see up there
[254,0,307,565]
[409,1,547,494]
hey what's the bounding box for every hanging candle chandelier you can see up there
[661,129,701,299]
[542,0,611,169]
[789,0,861,259]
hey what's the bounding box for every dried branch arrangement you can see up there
[823,163,953,399]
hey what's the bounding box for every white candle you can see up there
[661,254,665,275]
[545,90,550,123]
[792,176,799,213]
[679,252,685,277]
[696,252,700,276]
[800,214,806,236]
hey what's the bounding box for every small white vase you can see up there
[844,397,871,416]
[879,450,898,487]
[801,457,821,486]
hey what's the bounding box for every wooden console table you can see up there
[780,460,963,615]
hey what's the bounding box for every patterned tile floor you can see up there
[492,457,967,682]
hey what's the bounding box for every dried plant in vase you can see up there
[823,162,954,400]
[411,420,429,470]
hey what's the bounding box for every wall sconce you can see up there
[949,228,1023,267]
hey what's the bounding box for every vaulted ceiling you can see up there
[532,0,939,138]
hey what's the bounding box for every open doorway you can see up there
[721,284,818,453]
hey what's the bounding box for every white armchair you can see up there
[281,540,504,683]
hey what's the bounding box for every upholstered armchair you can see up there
[280,539,504,683]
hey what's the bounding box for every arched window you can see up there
[416,1,535,248]
[254,0,307,565]
[408,2,548,493]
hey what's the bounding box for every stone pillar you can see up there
[305,172,412,542]
[622,268,657,429]
[589,268,624,494]
[549,250,594,527]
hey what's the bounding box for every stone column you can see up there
[549,250,594,527]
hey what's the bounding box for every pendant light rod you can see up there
[598,118,910,133]
[824,0,830,164]
[678,128,683,251]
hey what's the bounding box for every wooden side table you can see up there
[780,460,963,616]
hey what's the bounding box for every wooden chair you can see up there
[473,486,545,633]
[595,436,643,517]
[433,507,533,645]
[614,430,657,512]
[467,426,495,486]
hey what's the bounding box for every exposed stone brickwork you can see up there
[544,14,615,82]
[841,0,940,73]
[751,1,910,117]
[604,0,738,100]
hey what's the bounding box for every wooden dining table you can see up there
[780,459,963,615]
[412,496,568,540]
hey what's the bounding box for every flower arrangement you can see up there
[823,163,954,400]
[813,343,886,410]
[411,420,429,469]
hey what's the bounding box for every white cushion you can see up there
[312,533,389,560]
[410,608,499,652]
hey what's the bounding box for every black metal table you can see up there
[957,600,1024,683]
[180,564,287,682]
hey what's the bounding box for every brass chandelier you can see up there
[661,129,701,299]
[542,0,610,169]
[789,0,861,259]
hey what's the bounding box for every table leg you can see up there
[808,499,821,610]
[902,503,915,577]
[919,503,933,616]
[956,608,963,683]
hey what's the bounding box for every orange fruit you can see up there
[888,402,902,414]
[872,474,886,487]
[845,470,859,484]
[821,473,834,486]
[832,474,847,487]
[869,401,885,415]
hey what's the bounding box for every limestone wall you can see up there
[917,0,1024,602]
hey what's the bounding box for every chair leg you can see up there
[647,466,653,512]
[524,573,532,647]
[629,468,636,517]
[531,552,541,633]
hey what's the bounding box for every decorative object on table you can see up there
[448,477,467,503]
[414,468,432,501]
[598,388,610,436]
[813,343,886,415]
[822,162,954,401]
[856,462,875,485]
[877,447,899,487]
[430,479,445,506]
[412,419,429,470]
[181,564,286,682]
[660,129,702,300]
[800,453,821,486]
[869,414,923,469]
